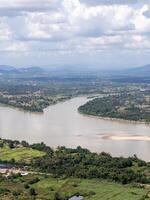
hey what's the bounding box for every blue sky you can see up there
[0,0,150,69]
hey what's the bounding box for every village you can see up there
[0,164,28,177]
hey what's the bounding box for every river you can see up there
[0,97,150,161]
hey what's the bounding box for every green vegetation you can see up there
[79,93,150,122]
[0,93,71,112]
[33,146,150,185]
[0,139,150,199]
[0,140,45,164]
[0,66,150,114]
[0,147,45,163]
[0,67,105,112]
[1,139,150,185]
[0,174,149,200]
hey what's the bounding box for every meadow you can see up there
[0,174,149,200]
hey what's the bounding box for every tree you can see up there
[29,188,36,196]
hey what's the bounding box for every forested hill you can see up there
[78,93,150,122]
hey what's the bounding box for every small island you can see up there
[78,93,150,122]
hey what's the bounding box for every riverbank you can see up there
[0,95,72,113]
[78,111,150,125]
[78,94,150,124]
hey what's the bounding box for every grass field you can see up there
[0,146,45,163]
[34,178,150,200]
[0,174,149,200]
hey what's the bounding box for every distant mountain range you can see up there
[102,64,150,77]
[125,64,150,76]
[0,65,16,72]
[0,65,45,74]
[18,67,44,73]
[0,64,150,77]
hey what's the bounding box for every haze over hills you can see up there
[0,65,45,76]
[0,65,16,72]
[0,64,150,78]
[101,64,150,77]
[126,64,150,76]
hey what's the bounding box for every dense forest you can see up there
[78,93,150,122]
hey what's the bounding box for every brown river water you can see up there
[0,97,150,161]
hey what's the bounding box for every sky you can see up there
[0,0,150,69]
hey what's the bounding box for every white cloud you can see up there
[4,41,29,51]
[22,11,70,41]
[0,0,61,16]
[144,6,150,18]
[80,0,142,6]
[0,20,12,40]
[124,35,150,49]
[134,5,150,33]
[20,0,135,42]
[0,0,150,67]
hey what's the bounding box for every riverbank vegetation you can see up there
[0,93,71,112]
[1,139,150,184]
[79,92,150,122]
